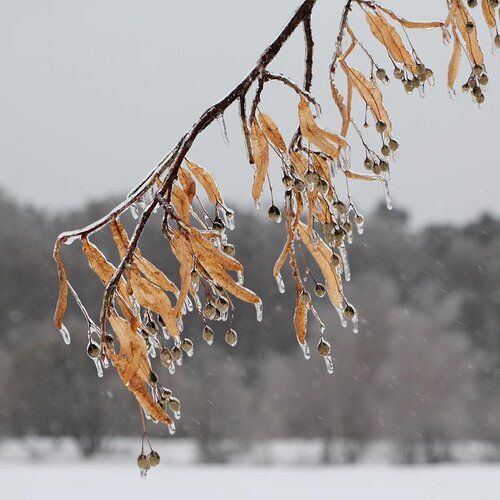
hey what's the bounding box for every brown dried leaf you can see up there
[178,167,196,203]
[366,12,417,73]
[53,242,68,330]
[298,222,342,308]
[250,120,270,203]
[341,62,392,136]
[482,0,496,29]
[345,170,380,181]
[290,150,309,177]
[186,159,225,207]
[294,286,308,345]
[330,80,351,138]
[258,112,287,154]
[298,97,342,159]
[454,0,484,65]
[172,184,191,225]
[170,230,193,317]
[448,26,462,92]
[377,5,444,29]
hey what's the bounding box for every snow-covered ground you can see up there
[3,464,500,500]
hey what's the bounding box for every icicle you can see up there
[448,87,457,101]
[352,313,359,334]
[335,305,348,328]
[140,468,148,480]
[254,199,261,210]
[324,355,334,374]
[299,341,311,360]
[173,410,181,420]
[185,296,193,312]
[177,318,184,333]
[217,114,230,146]
[275,273,286,294]
[130,203,140,220]
[101,355,109,369]
[168,422,176,435]
[339,245,351,282]
[221,208,235,230]
[168,363,176,375]
[94,358,104,378]
[192,292,202,311]
[382,180,393,210]
[255,301,263,322]
[174,336,182,348]
[58,325,71,345]
[62,235,79,245]
[237,270,244,285]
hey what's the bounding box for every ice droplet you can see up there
[185,296,193,312]
[168,363,176,375]
[339,245,351,282]
[352,313,359,334]
[382,180,393,210]
[59,325,71,345]
[62,235,79,245]
[255,301,263,322]
[221,208,235,230]
[130,203,140,219]
[355,218,365,235]
[448,87,457,101]
[174,410,181,420]
[140,468,148,480]
[174,336,182,348]
[237,270,244,285]
[324,355,334,374]
[94,358,104,378]
[254,199,261,210]
[275,273,286,294]
[101,355,109,369]
[168,422,176,435]
[336,306,348,328]
[299,341,311,360]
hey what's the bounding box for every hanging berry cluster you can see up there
[52,0,495,475]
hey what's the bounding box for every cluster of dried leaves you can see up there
[52,0,495,474]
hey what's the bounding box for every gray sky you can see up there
[1,0,500,227]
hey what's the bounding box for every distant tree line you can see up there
[0,190,499,463]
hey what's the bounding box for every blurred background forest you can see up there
[1,189,499,465]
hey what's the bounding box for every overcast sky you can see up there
[1,0,500,227]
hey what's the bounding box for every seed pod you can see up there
[381,145,390,157]
[425,68,434,80]
[314,283,327,298]
[333,201,346,214]
[223,244,236,257]
[181,338,194,354]
[148,451,160,467]
[495,35,500,48]
[393,67,404,80]
[376,68,387,81]
[344,305,355,320]
[472,85,482,97]
[476,93,485,104]
[268,205,282,223]
[343,221,353,233]
[331,253,341,267]
[317,179,329,194]
[375,121,387,133]
[334,229,345,243]
[465,21,475,33]
[403,79,414,93]
[103,334,114,350]
[87,341,100,359]
[467,0,477,6]
[372,163,382,175]
[462,83,470,93]
[150,370,158,384]
[355,215,364,225]
[317,339,331,357]
[191,271,200,286]
[171,346,183,363]
[300,291,311,305]
[225,328,238,347]
[479,74,489,86]
[292,179,306,192]
[363,157,374,171]
[202,325,214,345]
[388,139,399,152]
[216,296,229,313]
[379,160,389,173]
[203,303,216,320]
[304,170,318,185]
[473,64,483,76]
[160,348,173,368]
[168,397,181,414]
[282,175,294,189]
[212,217,225,231]
[137,454,150,471]
[416,63,426,76]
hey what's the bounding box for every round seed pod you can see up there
[137,454,150,471]
[376,68,387,81]
[476,93,485,104]
[225,328,238,347]
[472,85,482,97]
[331,253,341,267]
[375,120,387,133]
[363,157,374,171]
[203,303,216,320]
[103,334,114,350]
[473,64,483,76]
[314,283,327,298]
[317,339,331,357]
[334,229,345,243]
[344,305,356,320]
[372,163,382,175]
[317,179,329,194]
[181,338,194,354]
[465,21,475,33]
[355,215,364,225]
[300,291,311,305]
[168,397,181,414]
[268,205,282,223]
[381,145,391,157]
[148,451,160,467]
[379,160,389,173]
[467,0,477,7]
[202,325,214,344]
[215,297,229,313]
[223,244,236,257]
[282,175,294,189]
[343,221,353,233]
[171,346,183,363]
[191,271,200,285]
[333,201,346,214]
[292,179,306,192]
[212,217,225,231]
[389,139,399,152]
[87,342,100,359]
[479,74,489,85]
[160,348,173,368]
[425,68,434,80]
[393,67,404,80]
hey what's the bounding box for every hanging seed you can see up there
[465,21,475,32]
[202,325,214,345]
[389,139,399,152]
[467,0,477,6]
[314,283,327,298]
[472,85,482,97]
[495,35,500,48]
[223,244,236,257]
[160,348,173,368]
[331,253,341,267]
[363,157,374,171]
[282,175,294,189]
[87,341,100,359]
[171,346,183,363]
[181,338,194,355]
[393,67,404,80]
[148,451,160,467]
[473,64,483,76]
[212,217,225,231]
[416,63,426,76]
[425,68,434,80]
[292,179,306,192]
[343,221,353,233]
[379,160,390,173]
[168,397,181,414]
[479,74,489,86]
[268,205,282,223]
[317,179,329,194]
[300,291,311,305]
[333,201,346,214]
[225,328,238,347]
[103,334,114,350]
[476,93,485,104]
[344,305,356,320]
[372,163,382,175]
[381,144,391,157]
[317,339,331,357]
[334,229,345,243]
[137,454,150,471]
[376,68,387,81]
[150,370,159,384]
[203,303,216,320]
[375,120,387,133]
[191,271,200,286]
[216,296,229,313]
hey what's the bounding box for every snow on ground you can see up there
[3,464,500,500]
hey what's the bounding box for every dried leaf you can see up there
[448,26,462,92]
[172,184,191,225]
[341,62,392,136]
[170,230,193,317]
[482,0,496,29]
[366,12,417,73]
[294,286,308,345]
[290,150,309,177]
[186,159,225,207]
[454,0,484,65]
[330,80,351,138]
[298,222,342,308]
[258,112,287,154]
[53,242,68,330]
[377,5,444,29]
[345,170,380,181]
[250,120,270,203]
[178,167,196,203]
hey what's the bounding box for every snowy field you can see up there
[3,464,500,500]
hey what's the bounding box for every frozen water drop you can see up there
[168,422,176,435]
[254,199,261,210]
[275,273,286,294]
[174,411,181,420]
[168,363,176,375]
[255,301,263,322]
[59,325,71,345]
[94,358,104,378]
[174,336,182,348]
[237,270,244,285]
[101,355,109,369]
[130,203,140,219]
[382,181,393,210]
[299,341,311,360]
[140,468,148,480]
[335,306,348,328]
[448,88,457,101]
[324,355,334,374]
[352,313,359,334]
[339,246,351,282]
[62,235,79,245]
[185,296,193,312]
